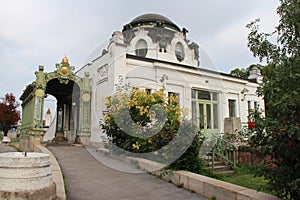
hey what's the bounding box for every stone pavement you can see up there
[48,145,207,200]
[0,143,17,153]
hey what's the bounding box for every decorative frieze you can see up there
[97,64,108,84]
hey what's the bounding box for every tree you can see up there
[0,93,21,136]
[229,64,262,79]
[246,0,300,199]
[229,67,249,79]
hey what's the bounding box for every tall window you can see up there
[192,89,219,131]
[254,101,258,110]
[135,39,148,57]
[228,99,237,117]
[247,101,252,117]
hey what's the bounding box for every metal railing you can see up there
[211,135,237,174]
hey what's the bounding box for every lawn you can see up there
[207,165,270,193]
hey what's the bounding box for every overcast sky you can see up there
[0,0,280,101]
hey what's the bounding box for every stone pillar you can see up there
[33,66,45,137]
[78,72,91,144]
[224,117,241,134]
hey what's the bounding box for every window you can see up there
[145,88,151,94]
[191,90,196,99]
[197,90,210,100]
[212,92,218,101]
[135,39,148,57]
[168,92,179,105]
[175,42,185,62]
[191,89,219,131]
[228,99,237,117]
[247,101,251,117]
[213,104,218,129]
[254,101,258,110]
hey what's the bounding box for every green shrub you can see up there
[101,88,204,172]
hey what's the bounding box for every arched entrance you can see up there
[20,57,91,150]
[45,78,80,142]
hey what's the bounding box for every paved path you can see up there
[0,143,17,153]
[48,145,207,200]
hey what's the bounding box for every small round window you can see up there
[175,42,185,62]
[135,39,148,57]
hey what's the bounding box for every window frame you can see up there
[135,39,148,57]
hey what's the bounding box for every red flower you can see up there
[248,121,255,129]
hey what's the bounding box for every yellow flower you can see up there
[132,142,141,150]
[104,114,111,121]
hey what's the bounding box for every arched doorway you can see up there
[20,57,91,150]
[45,78,80,142]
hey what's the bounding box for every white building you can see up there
[44,108,52,127]
[76,13,264,143]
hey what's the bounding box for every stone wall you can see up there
[237,146,261,165]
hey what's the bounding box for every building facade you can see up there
[75,13,264,143]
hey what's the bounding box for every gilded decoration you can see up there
[20,56,92,138]
[50,56,76,84]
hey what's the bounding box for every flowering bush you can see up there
[248,100,300,198]
[247,121,255,130]
[101,88,204,172]
[102,88,180,152]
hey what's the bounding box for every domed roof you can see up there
[123,13,181,32]
[131,13,173,25]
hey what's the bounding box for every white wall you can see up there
[76,32,264,143]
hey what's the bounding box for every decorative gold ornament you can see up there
[61,66,69,75]
[35,89,44,98]
[62,56,69,64]
[82,93,90,102]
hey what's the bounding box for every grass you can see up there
[205,165,269,193]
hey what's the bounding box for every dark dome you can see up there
[123,13,181,32]
[131,13,173,24]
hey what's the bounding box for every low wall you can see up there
[237,146,261,165]
[130,157,280,200]
[97,148,280,200]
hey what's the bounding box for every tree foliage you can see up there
[246,0,300,199]
[229,67,249,79]
[229,64,262,79]
[0,93,21,136]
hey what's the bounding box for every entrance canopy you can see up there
[20,57,91,142]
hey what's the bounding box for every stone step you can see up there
[206,165,231,171]
[204,152,235,174]
[217,170,235,175]
[204,156,221,162]
[206,161,225,167]
[55,132,65,142]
